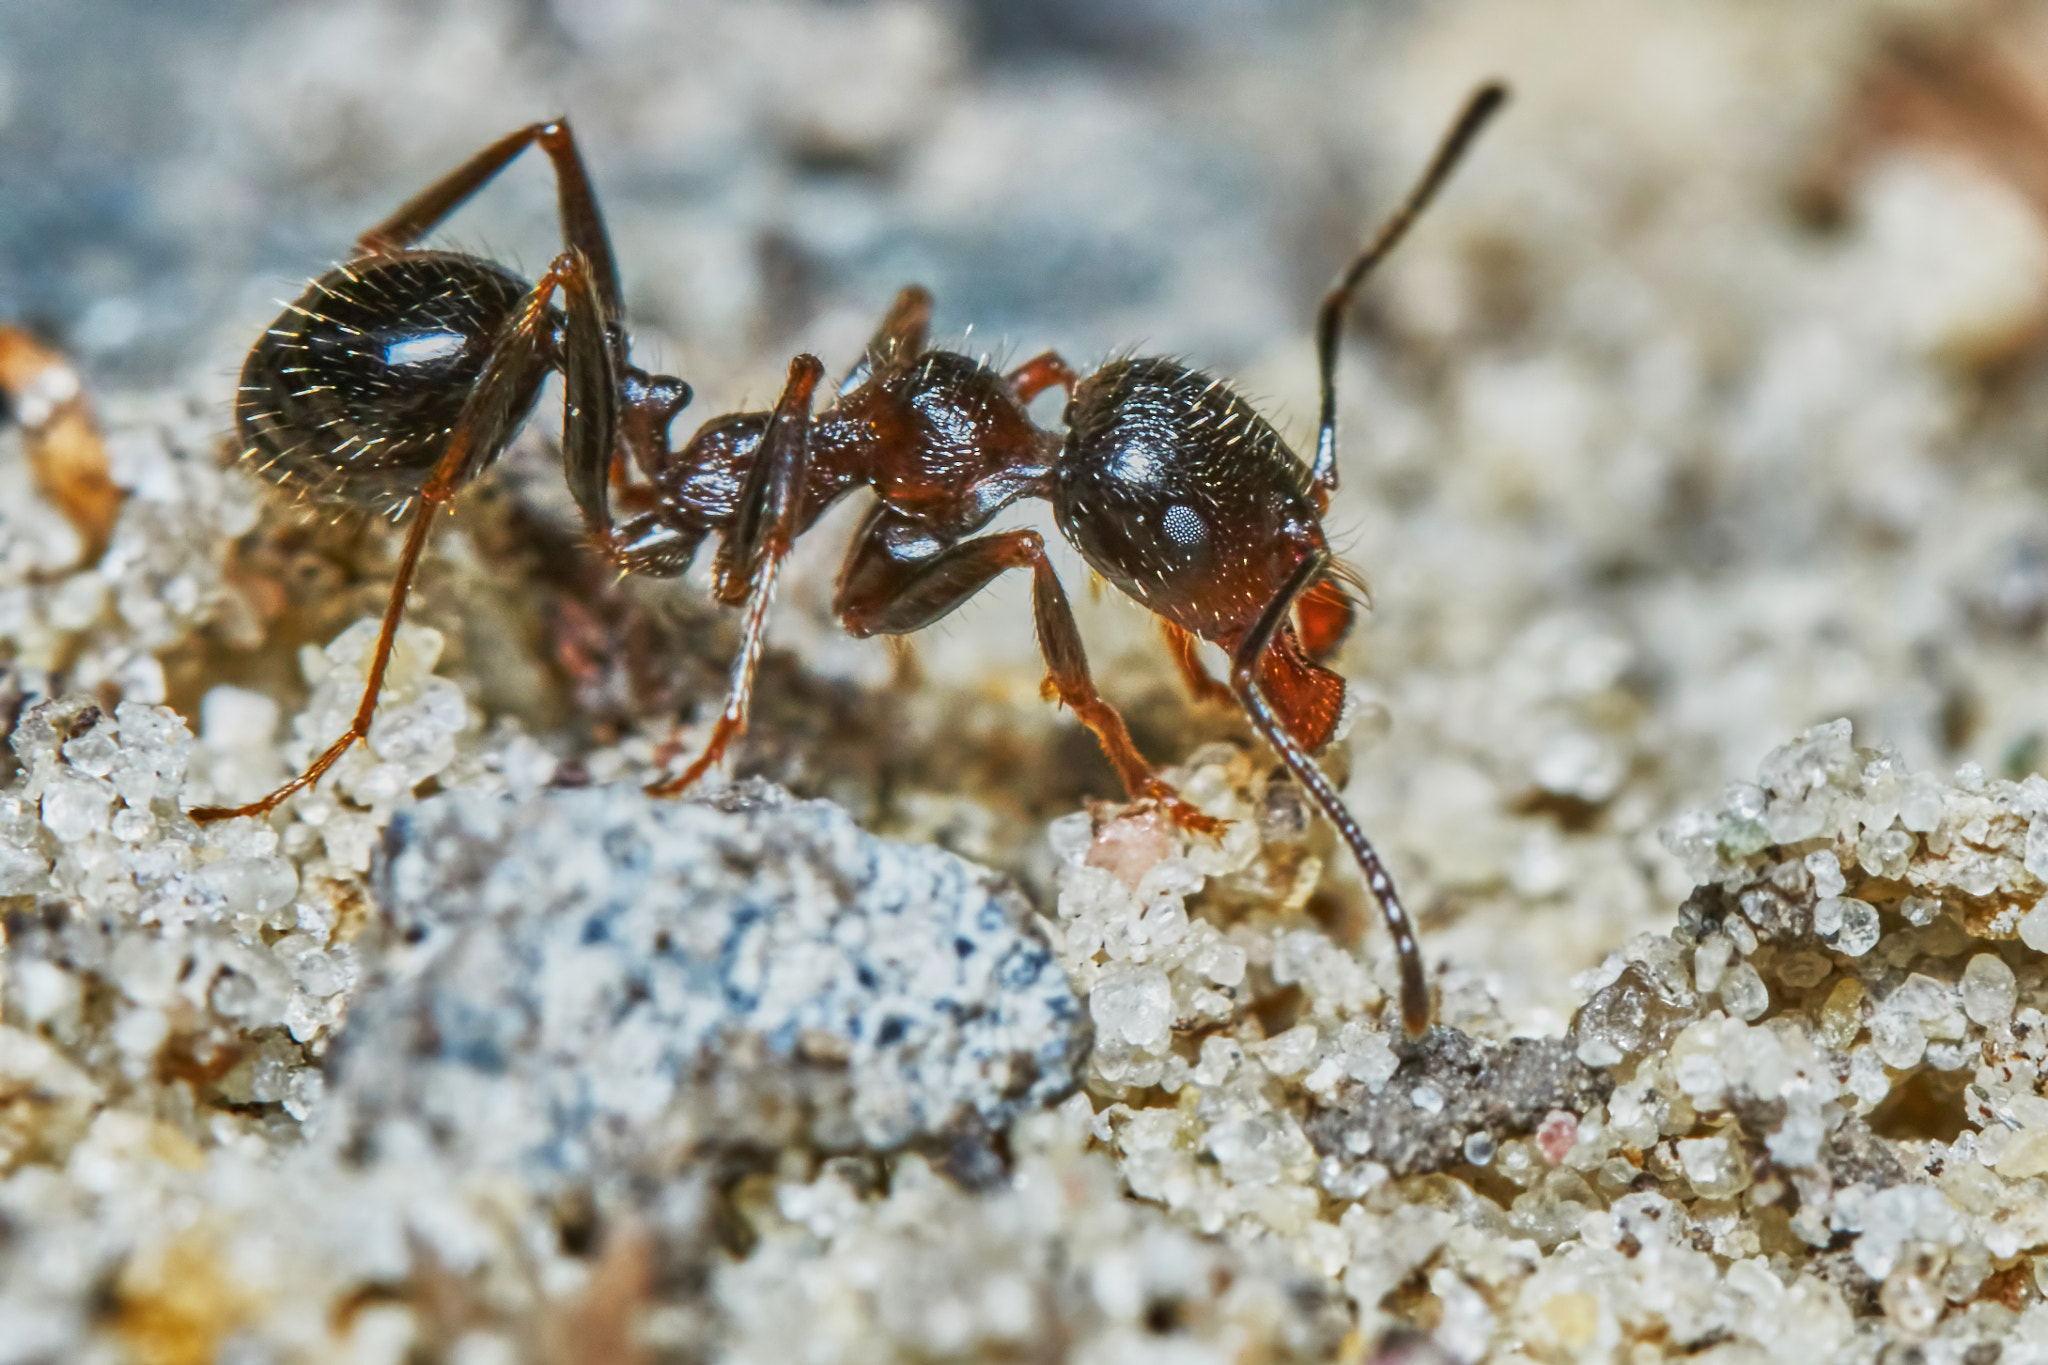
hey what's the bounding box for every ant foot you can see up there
[188,803,265,825]
[1136,779,1227,838]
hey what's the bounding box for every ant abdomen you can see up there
[238,251,549,514]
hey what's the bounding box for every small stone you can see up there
[1677,1135,1750,1198]
[1253,1024,1318,1077]
[1462,1132,1496,1166]
[1819,977,1866,1050]
[1693,935,1731,993]
[1902,896,1943,928]
[1410,1084,1444,1114]
[2021,903,2048,953]
[1084,812,1172,889]
[1834,899,1881,957]
[1345,1031,1399,1093]
[1813,896,1845,936]
[352,783,1086,1160]
[1092,968,1174,1050]
[1806,851,1847,899]
[1880,1270,1942,1334]
[1901,777,1945,833]
[1541,1292,1599,1348]
[1725,782,1766,821]
[1536,1110,1578,1164]
[1871,1009,1926,1070]
[1775,951,1831,988]
[1848,1048,1892,1106]
[1719,963,1769,1021]
[1961,954,2018,1026]
[2028,817,2048,883]
[40,775,109,843]
[1857,827,1914,881]
[200,685,280,751]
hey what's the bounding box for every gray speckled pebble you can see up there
[341,780,1085,1173]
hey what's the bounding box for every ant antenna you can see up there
[1311,81,1510,491]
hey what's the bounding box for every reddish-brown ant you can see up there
[631,81,1504,1036]
[196,88,1505,1036]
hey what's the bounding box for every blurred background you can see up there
[6,0,2048,1025]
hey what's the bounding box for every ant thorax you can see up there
[824,349,1057,529]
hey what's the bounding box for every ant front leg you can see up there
[647,355,824,798]
[1229,554,1428,1035]
[191,254,609,824]
[833,509,1221,836]
[1159,621,1235,707]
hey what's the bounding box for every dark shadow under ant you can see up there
[194,87,1507,1036]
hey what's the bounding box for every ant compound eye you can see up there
[1163,503,1207,548]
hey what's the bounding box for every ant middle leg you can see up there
[647,355,825,798]
[191,254,612,824]
[833,511,1220,834]
[865,287,933,375]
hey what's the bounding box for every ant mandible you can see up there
[630,82,1507,1035]
[194,87,1504,1037]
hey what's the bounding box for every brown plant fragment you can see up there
[0,326,124,561]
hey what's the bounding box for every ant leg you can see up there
[865,286,933,376]
[1160,621,1234,706]
[1309,82,1507,506]
[190,256,594,824]
[1031,551,1223,835]
[833,513,1220,834]
[356,119,624,326]
[647,355,824,798]
[1005,351,1078,404]
[1229,553,1427,1034]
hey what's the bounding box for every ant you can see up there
[635,83,1503,1036]
[195,87,1506,1037]
[190,121,692,824]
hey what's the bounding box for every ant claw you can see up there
[1136,780,1227,839]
